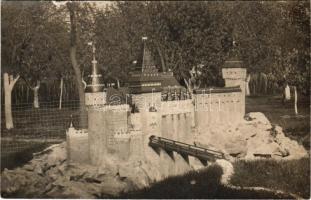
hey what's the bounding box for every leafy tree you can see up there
[66,1,99,127]
[2,1,72,128]
[93,1,232,90]
[2,1,70,108]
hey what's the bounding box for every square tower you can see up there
[222,60,247,97]
[221,52,247,116]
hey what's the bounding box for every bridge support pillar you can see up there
[189,156,206,170]
[173,152,191,176]
[159,149,175,178]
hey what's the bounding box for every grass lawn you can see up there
[231,158,310,198]
[1,107,84,139]
[1,140,52,171]
[228,95,310,198]
[246,95,310,149]
[1,106,78,171]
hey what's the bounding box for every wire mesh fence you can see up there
[1,100,87,170]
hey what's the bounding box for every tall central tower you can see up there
[84,43,107,165]
[85,43,106,106]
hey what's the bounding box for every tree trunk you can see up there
[70,47,87,128]
[116,78,120,88]
[3,73,20,130]
[285,84,291,100]
[31,81,40,109]
[246,74,251,96]
[294,86,298,115]
[184,78,193,95]
[59,77,64,109]
[26,86,29,103]
[262,73,268,94]
[156,43,166,72]
[68,2,87,128]
[33,88,39,108]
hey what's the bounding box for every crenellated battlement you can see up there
[160,99,193,115]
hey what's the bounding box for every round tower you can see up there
[85,42,107,165]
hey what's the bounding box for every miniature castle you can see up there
[67,38,246,176]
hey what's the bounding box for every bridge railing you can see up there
[149,135,225,160]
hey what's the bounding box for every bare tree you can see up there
[67,2,87,128]
[3,73,20,129]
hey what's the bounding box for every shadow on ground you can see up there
[118,165,295,199]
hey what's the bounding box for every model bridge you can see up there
[149,135,225,162]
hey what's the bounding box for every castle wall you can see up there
[131,92,161,112]
[88,105,130,165]
[76,89,245,177]
[128,114,144,161]
[160,100,193,143]
[141,109,162,174]
[194,91,244,137]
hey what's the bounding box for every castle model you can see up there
[66,38,246,177]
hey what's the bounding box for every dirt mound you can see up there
[195,112,307,160]
[1,143,145,198]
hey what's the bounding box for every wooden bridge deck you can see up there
[149,135,225,161]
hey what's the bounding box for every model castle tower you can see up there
[221,41,247,115]
[222,41,247,96]
[85,43,106,106]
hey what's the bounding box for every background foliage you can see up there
[1,1,310,97]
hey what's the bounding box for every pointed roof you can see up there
[85,43,105,93]
[127,37,182,94]
[135,37,159,74]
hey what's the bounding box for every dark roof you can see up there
[127,38,182,94]
[223,60,244,68]
[129,86,162,94]
[127,73,163,83]
[193,86,241,94]
[160,72,181,87]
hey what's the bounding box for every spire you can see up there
[85,42,104,93]
[90,42,100,77]
[136,37,158,73]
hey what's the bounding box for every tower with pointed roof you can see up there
[128,37,163,94]
[85,42,106,106]
[127,37,187,111]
